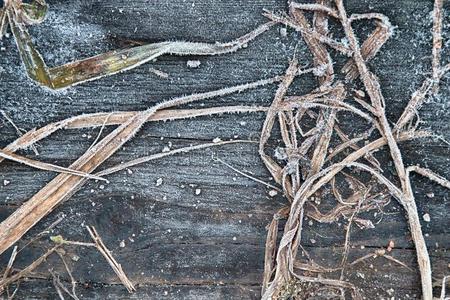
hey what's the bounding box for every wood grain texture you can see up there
[0,0,449,299]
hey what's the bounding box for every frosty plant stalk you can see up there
[0,0,273,89]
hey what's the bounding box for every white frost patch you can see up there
[187,60,201,68]
[37,4,107,66]
[268,190,278,197]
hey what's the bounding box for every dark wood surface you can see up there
[0,0,449,299]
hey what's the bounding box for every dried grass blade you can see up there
[7,10,53,87]
[1,106,270,165]
[262,209,283,294]
[263,10,352,56]
[8,9,273,89]
[395,78,434,132]
[0,149,106,181]
[259,59,298,184]
[0,77,278,256]
[0,246,59,294]
[431,0,444,94]
[291,2,339,19]
[406,166,450,190]
[1,246,18,282]
[86,226,135,293]
[99,140,254,177]
[0,8,8,39]
[289,2,334,85]
[336,1,432,296]
[213,156,281,192]
[308,130,430,200]
[342,21,392,81]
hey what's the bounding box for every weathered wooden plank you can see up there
[0,0,449,299]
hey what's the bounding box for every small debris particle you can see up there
[232,236,237,241]
[212,137,222,143]
[156,178,163,186]
[387,240,395,252]
[127,169,133,175]
[119,240,125,248]
[162,146,170,152]
[280,27,287,37]
[426,192,434,198]
[3,179,10,186]
[121,54,127,60]
[355,89,365,98]
[308,220,313,226]
[356,272,365,279]
[422,213,431,222]
[310,239,316,244]
[268,190,278,197]
[71,255,80,262]
[187,60,201,68]
[386,288,394,296]
[99,184,105,190]
[164,291,169,296]
[149,68,169,78]
[239,121,247,126]
[195,188,201,195]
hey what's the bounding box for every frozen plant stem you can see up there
[3,0,274,89]
[335,1,432,298]
[431,0,444,94]
[86,226,135,293]
[0,105,268,165]
[0,76,279,256]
